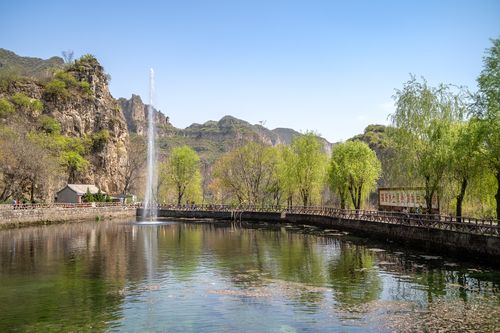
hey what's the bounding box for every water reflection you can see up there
[0,220,498,332]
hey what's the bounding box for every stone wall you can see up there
[147,209,500,265]
[0,206,136,229]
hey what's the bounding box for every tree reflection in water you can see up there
[0,220,498,332]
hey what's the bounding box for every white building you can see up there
[55,184,102,203]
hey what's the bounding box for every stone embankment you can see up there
[0,203,136,229]
[140,206,500,265]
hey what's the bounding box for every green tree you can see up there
[329,141,381,210]
[94,189,105,202]
[328,145,350,209]
[212,142,278,205]
[390,76,465,213]
[60,151,89,183]
[164,146,202,205]
[475,38,500,219]
[277,145,299,207]
[287,133,327,207]
[82,188,95,203]
[449,121,483,221]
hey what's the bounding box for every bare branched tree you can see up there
[121,135,147,194]
[61,50,74,64]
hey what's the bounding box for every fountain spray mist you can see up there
[143,68,157,218]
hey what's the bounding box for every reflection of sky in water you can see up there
[0,220,498,332]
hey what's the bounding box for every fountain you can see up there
[142,68,158,219]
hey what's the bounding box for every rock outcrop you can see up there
[118,94,173,137]
[0,53,129,195]
[43,56,129,194]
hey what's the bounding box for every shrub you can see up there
[92,129,110,151]
[31,99,44,112]
[0,68,20,92]
[45,79,68,98]
[0,98,15,117]
[94,189,105,202]
[78,54,98,63]
[10,92,31,109]
[54,70,78,87]
[39,115,61,135]
[82,188,95,203]
[79,80,93,96]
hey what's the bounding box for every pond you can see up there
[0,219,499,332]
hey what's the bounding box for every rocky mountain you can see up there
[0,48,64,80]
[118,95,332,162]
[118,94,174,137]
[1,49,336,202]
[47,56,129,193]
[0,52,129,197]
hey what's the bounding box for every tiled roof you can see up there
[64,184,102,195]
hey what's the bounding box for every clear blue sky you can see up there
[1,0,499,142]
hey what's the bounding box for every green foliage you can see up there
[389,76,466,213]
[0,98,15,118]
[54,70,78,87]
[9,93,40,117]
[82,188,109,203]
[91,129,110,151]
[476,38,499,120]
[60,151,89,183]
[8,92,43,115]
[94,189,105,202]
[446,121,485,219]
[475,38,500,219]
[38,115,61,135]
[82,188,95,203]
[0,68,21,92]
[45,68,94,99]
[45,79,68,98]
[329,141,381,210]
[68,54,99,73]
[79,80,92,96]
[161,146,202,205]
[212,142,279,205]
[78,54,98,63]
[288,132,328,206]
[31,99,43,112]
[277,145,300,205]
[10,92,31,109]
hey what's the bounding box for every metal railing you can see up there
[0,202,139,210]
[152,204,500,237]
[1,202,497,237]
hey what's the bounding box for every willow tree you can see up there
[163,146,202,205]
[287,133,327,207]
[276,145,299,207]
[475,38,500,219]
[329,141,381,210]
[212,142,278,205]
[390,76,465,213]
[449,121,483,221]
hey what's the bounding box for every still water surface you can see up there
[0,219,499,332]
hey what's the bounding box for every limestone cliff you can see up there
[0,52,129,196]
[118,94,174,137]
[117,93,333,163]
[43,56,129,193]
